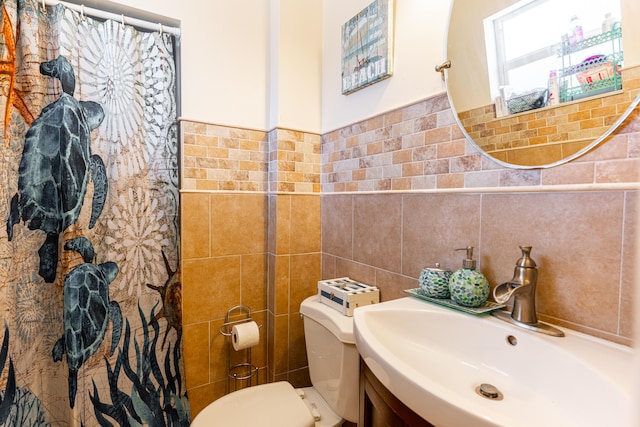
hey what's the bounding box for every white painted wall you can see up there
[321,0,451,132]
[269,0,323,133]
[111,0,636,134]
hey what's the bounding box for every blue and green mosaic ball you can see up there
[448,268,489,307]
[419,268,452,299]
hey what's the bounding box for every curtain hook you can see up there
[121,14,125,30]
[80,4,86,21]
[159,23,163,36]
[41,0,47,13]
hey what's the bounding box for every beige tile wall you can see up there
[321,191,637,345]
[181,192,269,416]
[182,122,269,191]
[268,128,322,193]
[320,77,640,346]
[322,69,640,192]
[267,194,321,385]
[181,121,322,418]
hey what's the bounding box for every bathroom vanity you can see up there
[360,361,434,427]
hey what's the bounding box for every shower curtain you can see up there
[0,0,188,425]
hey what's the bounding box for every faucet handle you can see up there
[516,246,536,268]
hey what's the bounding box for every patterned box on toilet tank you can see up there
[318,277,379,316]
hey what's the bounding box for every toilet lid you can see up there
[191,382,315,427]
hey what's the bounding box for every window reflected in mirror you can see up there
[484,0,623,116]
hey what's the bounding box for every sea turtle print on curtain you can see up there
[0,0,186,425]
[6,55,108,283]
[52,236,122,409]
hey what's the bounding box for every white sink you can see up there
[353,297,634,427]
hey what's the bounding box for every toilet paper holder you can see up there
[219,305,262,392]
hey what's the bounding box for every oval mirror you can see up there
[445,0,640,168]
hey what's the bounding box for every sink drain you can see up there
[475,383,503,401]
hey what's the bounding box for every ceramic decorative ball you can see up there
[419,264,452,299]
[448,268,490,307]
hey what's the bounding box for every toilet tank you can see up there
[300,295,359,423]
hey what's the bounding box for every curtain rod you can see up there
[43,0,181,37]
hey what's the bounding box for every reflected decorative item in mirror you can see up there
[444,0,640,168]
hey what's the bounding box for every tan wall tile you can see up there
[275,195,291,254]
[353,194,403,273]
[506,143,563,166]
[241,254,268,311]
[402,162,424,177]
[541,162,595,185]
[184,168,207,179]
[184,144,207,157]
[182,256,241,324]
[290,195,321,254]
[322,254,337,280]
[268,195,277,253]
[334,257,377,286]
[249,310,268,369]
[391,177,412,190]
[268,254,276,314]
[579,98,603,111]
[210,194,267,256]
[183,322,210,388]
[437,172,464,188]
[595,158,640,182]
[437,139,465,158]
[273,314,289,375]
[561,140,590,157]
[209,318,230,382]
[187,380,226,420]
[392,148,413,164]
[498,169,541,186]
[288,311,307,371]
[375,269,417,302]
[620,191,638,339]
[182,193,210,260]
[425,126,451,144]
[402,193,481,278]
[274,255,290,316]
[373,178,391,192]
[266,312,275,380]
[289,253,321,313]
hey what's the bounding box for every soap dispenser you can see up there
[448,246,490,307]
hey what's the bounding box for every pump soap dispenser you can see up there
[449,246,490,307]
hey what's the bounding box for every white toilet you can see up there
[191,295,359,427]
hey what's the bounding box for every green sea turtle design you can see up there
[52,236,121,408]
[6,55,107,283]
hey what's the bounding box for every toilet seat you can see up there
[190,382,315,427]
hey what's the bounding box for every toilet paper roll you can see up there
[231,321,260,351]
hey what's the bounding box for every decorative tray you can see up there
[404,288,505,315]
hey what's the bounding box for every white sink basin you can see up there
[353,297,634,427]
